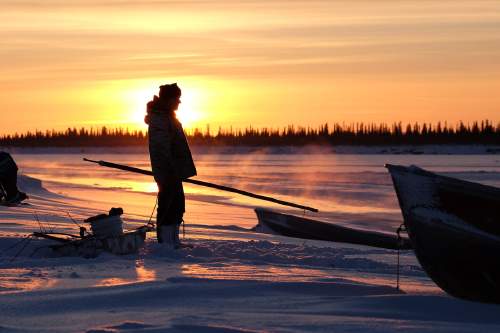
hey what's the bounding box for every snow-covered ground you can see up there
[1,151,500,332]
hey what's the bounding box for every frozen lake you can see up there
[12,151,500,233]
[1,149,500,332]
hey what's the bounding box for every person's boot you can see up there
[156,224,163,243]
[159,224,177,249]
[174,223,181,248]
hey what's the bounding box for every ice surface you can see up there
[1,151,500,332]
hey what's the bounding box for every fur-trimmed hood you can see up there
[144,95,176,125]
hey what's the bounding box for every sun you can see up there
[114,81,206,130]
[123,87,155,128]
[176,89,201,128]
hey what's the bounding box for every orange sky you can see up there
[1,1,499,135]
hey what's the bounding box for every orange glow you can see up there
[135,259,157,282]
[176,88,203,128]
[0,268,56,294]
[1,1,499,135]
[110,78,209,131]
[94,260,157,287]
[181,263,340,282]
[95,277,131,287]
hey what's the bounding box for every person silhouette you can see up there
[144,83,197,248]
[0,152,28,205]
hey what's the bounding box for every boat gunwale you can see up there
[385,164,500,198]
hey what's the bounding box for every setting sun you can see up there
[176,87,203,128]
[95,79,208,132]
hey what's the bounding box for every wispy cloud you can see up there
[1,0,499,133]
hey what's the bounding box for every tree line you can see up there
[1,120,499,147]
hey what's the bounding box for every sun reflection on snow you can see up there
[180,263,441,294]
[0,268,56,294]
[135,259,157,281]
[94,259,157,287]
[346,275,441,294]
[95,277,132,287]
[182,263,337,282]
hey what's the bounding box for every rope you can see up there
[33,210,46,233]
[10,235,34,262]
[0,234,31,256]
[182,218,185,240]
[0,183,6,202]
[395,223,407,291]
[41,213,56,234]
[67,211,82,228]
[30,245,49,258]
[147,194,159,228]
[396,245,400,290]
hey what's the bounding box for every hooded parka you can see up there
[146,98,197,184]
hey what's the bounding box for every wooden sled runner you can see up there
[32,208,153,258]
[33,226,153,258]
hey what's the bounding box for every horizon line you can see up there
[2,119,499,137]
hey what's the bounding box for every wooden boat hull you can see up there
[386,164,500,303]
[254,208,411,250]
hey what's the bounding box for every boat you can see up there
[254,208,412,250]
[386,164,500,303]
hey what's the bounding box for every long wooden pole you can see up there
[83,158,319,213]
